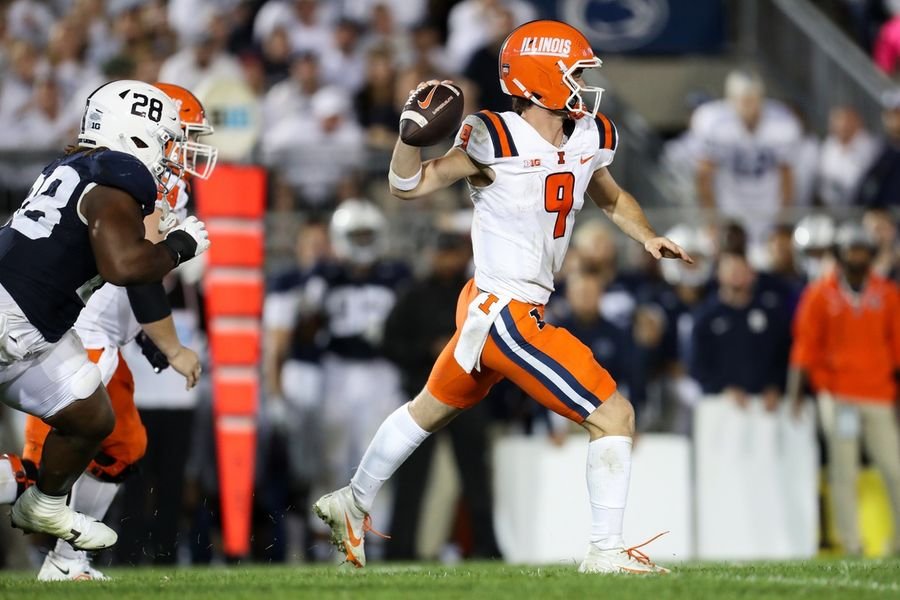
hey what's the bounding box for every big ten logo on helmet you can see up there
[89,110,102,130]
[520,36,572,57]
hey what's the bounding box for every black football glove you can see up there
[135,331,170,373]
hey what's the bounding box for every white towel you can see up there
[453,291,511,373]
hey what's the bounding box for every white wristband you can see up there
[388,166,422,191]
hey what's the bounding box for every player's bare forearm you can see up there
[590,167,693,262]
[83,186,177,285]
[140,315,182,358]
[390,139,423,179]
[389,145,479,200]
[696,160,717,210]
[589,167,656,244]
[605,189,657,244]
[143,315,201,388]
[779,163,794,207]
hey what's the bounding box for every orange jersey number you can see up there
[544,172,575,239]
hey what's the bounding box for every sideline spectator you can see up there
[158,12,244,91]
[553,270,633,398]
[693,71,801,243]
[253,0,334,55]
[761,224,805,313]
[355,47,400,150]
[856,89,900,208]
[863,205,900,281]
[445,0,535,73]
[636,224,715,432]
[262,50,321,132]
[464,5,516,113]
[874,0,900,75]
[382,221,500,561]
[113,273,206,565]
[788,222,900,556]
[261,86,366,207]
[818,106,878,208]
[691,252,791,411]
[793,213,838,281]
[359,3,413,67]
[320,19,366,93]
[343,0,427,30]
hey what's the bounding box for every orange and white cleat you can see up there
[312,486,388,568]
[578,532,670,574]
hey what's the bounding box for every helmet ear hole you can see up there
[130,136,149,149]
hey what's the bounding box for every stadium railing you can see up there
[740,0,895,131]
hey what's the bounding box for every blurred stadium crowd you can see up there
[0,0,899,568]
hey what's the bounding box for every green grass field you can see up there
[1,559,898,600]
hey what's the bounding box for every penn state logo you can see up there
[562,0,669,52]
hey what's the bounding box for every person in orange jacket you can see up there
[788,221,900,556]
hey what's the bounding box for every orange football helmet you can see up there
[154,82,218,180]
[499,20,604,119]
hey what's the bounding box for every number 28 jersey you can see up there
[0,149,157,343]
[454,110,618,305]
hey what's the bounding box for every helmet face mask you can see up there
[561,59,605,118]
[154,82,219,181]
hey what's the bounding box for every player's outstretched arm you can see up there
[82,185,208,285]
[588,167,693,263]
[389,142,480,200]
[141,316,202,389]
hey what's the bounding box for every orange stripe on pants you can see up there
[425,280,617,423]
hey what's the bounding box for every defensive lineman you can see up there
[0,80,209,550]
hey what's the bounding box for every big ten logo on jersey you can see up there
[325,284,397,338]
[520,36,572,57]
[11,166,81,240]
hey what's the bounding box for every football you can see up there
[399,81,465,147]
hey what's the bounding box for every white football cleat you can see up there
[11,486,117,551]
[578,534,670,574]
[312,486,387,568]
[37,553,93,581]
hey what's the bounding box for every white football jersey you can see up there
[454,110,617,305]
[692,99,801,238]
[74,283,141,349]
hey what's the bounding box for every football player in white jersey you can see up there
[694,71,802,243]
[313,20,691,573]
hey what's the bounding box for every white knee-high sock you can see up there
[350,403,430,513]
[587,435,633,550]
[51,474,120,562]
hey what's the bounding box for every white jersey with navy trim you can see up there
[74,284,141,349]
[691,99,801,236]
[454,110,617,305]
